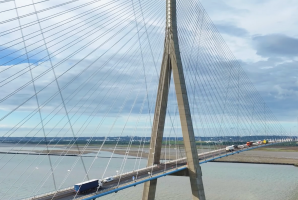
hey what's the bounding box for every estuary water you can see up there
[0,144,297,200]
[99,162,298,200]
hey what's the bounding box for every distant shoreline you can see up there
[211,160,298,166]
[1,144,297,167]
[1,150,297,167]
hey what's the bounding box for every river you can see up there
[0,145,297,200]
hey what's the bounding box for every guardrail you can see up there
[112,164,157,179]
[23,186,73,200]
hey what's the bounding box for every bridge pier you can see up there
[142,179,158,200]
[142,1,206,200]
[170,168,189,176]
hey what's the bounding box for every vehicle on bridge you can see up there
[74,179,101,194]
[246,141,253,147]
[236,144,244,149]
[257,140,263,145]
[232,144,243,149]
[102,177,114,183]
[225,146,234,152]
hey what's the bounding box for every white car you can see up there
[225,146,234,152]
[102,177,114,183]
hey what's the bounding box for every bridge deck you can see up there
[26,143,276,200]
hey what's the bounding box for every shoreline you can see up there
[1,144,297,167]
[210,160,298,166]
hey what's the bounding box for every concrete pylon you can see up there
[142,1,206,200]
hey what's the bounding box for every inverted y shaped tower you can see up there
[142,0,206,200]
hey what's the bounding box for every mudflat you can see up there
[214,146,298,165]
[99,145,298,166]
[2,144,298,166]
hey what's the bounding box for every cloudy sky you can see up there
[0,0,296,138]
[200,0,298,130]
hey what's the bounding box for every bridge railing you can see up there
[112,164,158,179]
[23,186,73,200]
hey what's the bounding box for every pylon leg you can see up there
[142,48,171,200]
[170,41,206,200]
[142,179,158,200]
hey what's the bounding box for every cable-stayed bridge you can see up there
[0,0,295,200]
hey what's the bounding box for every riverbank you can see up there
[212,146,298,166]
[1,144,298,166]
[102,145,298,166]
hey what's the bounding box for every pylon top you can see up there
[166,0,172,29]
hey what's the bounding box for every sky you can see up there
[200,0,298,131]
[0,0,297,138]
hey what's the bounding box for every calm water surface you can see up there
[0,145,297,200]
[99,163,298,200]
